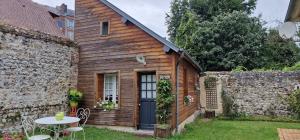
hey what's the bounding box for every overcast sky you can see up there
[33,0,290,38]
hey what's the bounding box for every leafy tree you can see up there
[166,0,189,42]
[175,11,266,71]
[189,0,257,21]
[167,0,300,71]
[167,0,265,71]
[262,29,300,70]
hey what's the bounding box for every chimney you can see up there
[58,3,67,15]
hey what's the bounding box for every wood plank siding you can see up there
[75,0,200,129]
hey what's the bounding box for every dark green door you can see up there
[139,73,156,130]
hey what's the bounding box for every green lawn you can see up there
[5,119,300,140]
[171,119,300,140]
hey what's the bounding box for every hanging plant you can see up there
[184,95,194,106]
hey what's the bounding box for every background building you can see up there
[46,4,75,40]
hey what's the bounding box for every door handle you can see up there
[139,104,141,106]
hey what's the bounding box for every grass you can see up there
[4,118,300,140]
[171,119,300,140]
[61,127,154,140]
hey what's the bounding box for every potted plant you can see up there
[68,88,83,108]
[155,79,174,138]
[94,99,116,111]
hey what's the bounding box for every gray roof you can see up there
[285,0,295,22]
[100,0,202,72]
[46,5,74,17]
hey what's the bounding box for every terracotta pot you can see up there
[70,101,78,108]
[154,124,172,138]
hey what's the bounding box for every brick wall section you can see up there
[0,24,78,131]
[202,71,300,116]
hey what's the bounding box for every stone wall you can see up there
[0,24,78,132]
[201,71,300,116]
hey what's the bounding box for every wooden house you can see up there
[75,0,202,132]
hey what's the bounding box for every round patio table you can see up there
[35,116,80,140]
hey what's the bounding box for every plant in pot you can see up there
[155,79,174,138]
[68,88,83,118]
[69,88,83,108]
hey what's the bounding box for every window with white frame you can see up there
[104,74,118,107]
[67,31,74,40]
[66,19,75,29]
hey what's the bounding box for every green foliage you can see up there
[204,77,217,88]
[167,0,300,71]
[221,90,241,119]
[99,101,116,111]
[283,62,300,72]
[262,29,300,70]
[68,88,83,103]
[189,0,257,21]
[232,66,248,72]
[166,0,189,42]
[156,79,175,124]
[286,89,300,119]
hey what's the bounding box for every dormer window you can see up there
[100,20,110,36]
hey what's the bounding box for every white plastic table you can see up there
[35,116,80,140]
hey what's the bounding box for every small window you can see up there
[67,31,74,40]
[56,20,64,28]
[100,20,109,36]
[97,73,118,108]
[67,19,75,28]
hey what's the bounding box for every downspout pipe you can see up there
[175,50,185,133]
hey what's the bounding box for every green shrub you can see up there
[221,90,241,119]
[283,62,300,72]
[286,89,300,119]
[232,66,248,72]
[156,79,175,125]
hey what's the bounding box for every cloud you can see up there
[32,0,290,37]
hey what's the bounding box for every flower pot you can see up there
[70,101,78,108]
[154,124,172,138]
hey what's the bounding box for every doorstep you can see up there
[87,125,154,136]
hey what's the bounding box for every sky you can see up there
[32,0,291,38]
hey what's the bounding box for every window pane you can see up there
[142,91,146,98]
[147,75,152,82]
[141,75,146,82]
[152,91,156,98]
[101,21,109,35]
[147,83,152,90]
[153,83,156,90]
[141,83,147,90]
[152,75,156,82]
[103,74,118,107]
[147,91,152,98]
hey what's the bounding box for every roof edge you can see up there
[285,0,295,22]
[0,22,77,47]
[99,0,202,72]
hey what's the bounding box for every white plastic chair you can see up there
[66,108,90,140]
[21,117,52,140]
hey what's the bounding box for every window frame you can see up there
[95,71,120,109]
[66,19,75,29]
[100,19,110,36]
[103,73,118,107]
